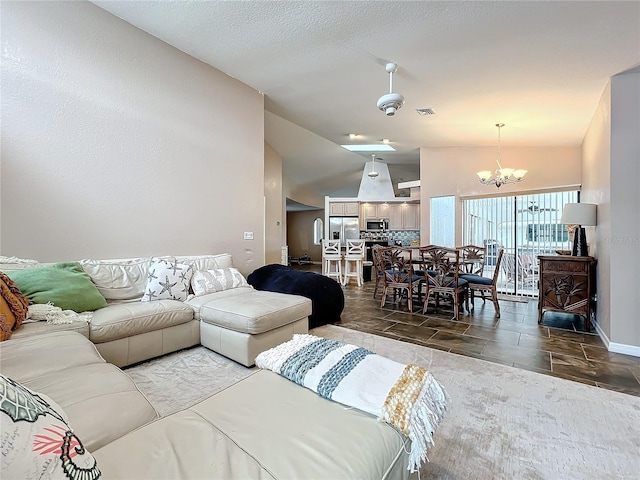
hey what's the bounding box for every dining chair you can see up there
[457,245,486,275]
[418,246,468,320]
[371,244,385,299]
[343,239,365,286]
[379,247,423,313]
[460,248,504,317]
[321,239,343,283]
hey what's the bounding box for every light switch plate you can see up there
[243,232,254,240]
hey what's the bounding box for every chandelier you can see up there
[477,123,527,188]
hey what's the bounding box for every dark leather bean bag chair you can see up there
[247,264,344,329]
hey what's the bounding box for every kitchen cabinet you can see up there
[388,203,420,230]
[538,255,596,331]
[388,204,403,230]
[403,204,420,230]
[330,202,359,216]
[362,203,389,219]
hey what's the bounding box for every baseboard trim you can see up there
[608,342,640,358]
[595,322,640,358]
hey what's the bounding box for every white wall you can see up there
[581,83,612,340]
[582,68,640,354]
[609,69,640,349]
[1,2,265,274]
[419,146,582,244]
[264,142,284,265]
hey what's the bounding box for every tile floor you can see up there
[294,263,640,397]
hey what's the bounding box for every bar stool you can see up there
[343,239,365,286]
[322,239,343,283]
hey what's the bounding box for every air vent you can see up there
[416,108,436,116]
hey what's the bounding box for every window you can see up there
[430,196,455,247]
[313,218,323,245]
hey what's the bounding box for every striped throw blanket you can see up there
[255,334,449,472]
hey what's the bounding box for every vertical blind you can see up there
[430,196,456,247]
[462,190,578,297]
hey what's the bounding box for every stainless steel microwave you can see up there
[366,219,389,231]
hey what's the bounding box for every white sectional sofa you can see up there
[0,331,410,480]
[0,256,412,479]
[4,253,311,367]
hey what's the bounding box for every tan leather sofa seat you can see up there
[94,370,409,480]
[0,332,158,451]
[90,300,194,343]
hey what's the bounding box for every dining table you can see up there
[396,247,483,273]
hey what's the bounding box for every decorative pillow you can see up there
[141,258,193,302]
[191,267,250,296]
[6,263,107,313]
[0,374,101,479]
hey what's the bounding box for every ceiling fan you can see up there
[517,201,558,214]
[376,63,404,116]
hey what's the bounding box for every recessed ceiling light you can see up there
[382,138,390,144]
[348,133,359,139]
[416,108,436,116]
[340,144,396,152]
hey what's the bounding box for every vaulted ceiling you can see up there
[92,1,640,201]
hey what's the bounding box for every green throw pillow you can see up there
[7,262,108,313]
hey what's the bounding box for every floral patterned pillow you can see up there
[141,258,193,302]
[0,374,101,479]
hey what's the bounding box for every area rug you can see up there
[125,325,640,480]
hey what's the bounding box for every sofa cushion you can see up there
[89,300,194,343]
[22,363,159,451]
[10,319,90,341]
[7,262,108,313]
[199,290,311,335]
[141,258,193,302]
[94,410,272,479]
[191,267,250,296]
[80,257,150,302]
[191,370,409,479]
[0,374,101,480]
[0,331,104,383]
[173,253,233,273]
[80,255,235,302]
[94,370,409,479]
[184,287,253,321]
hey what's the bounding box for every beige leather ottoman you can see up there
[94,370,410,479]
[194,289,311,366]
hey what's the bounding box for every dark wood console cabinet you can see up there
[538,255,596,332]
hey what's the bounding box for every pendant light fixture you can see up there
[477,123,527,188]
[368,154,379,179]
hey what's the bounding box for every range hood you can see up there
[357,161,397,201]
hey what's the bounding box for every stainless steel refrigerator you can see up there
[329,217,360,247]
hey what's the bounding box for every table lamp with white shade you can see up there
[560,203,597,256]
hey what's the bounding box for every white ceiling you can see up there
[92,0,640,201]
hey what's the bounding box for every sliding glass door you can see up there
[462,190,578,297]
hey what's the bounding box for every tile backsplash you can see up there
[386,230,420,246]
